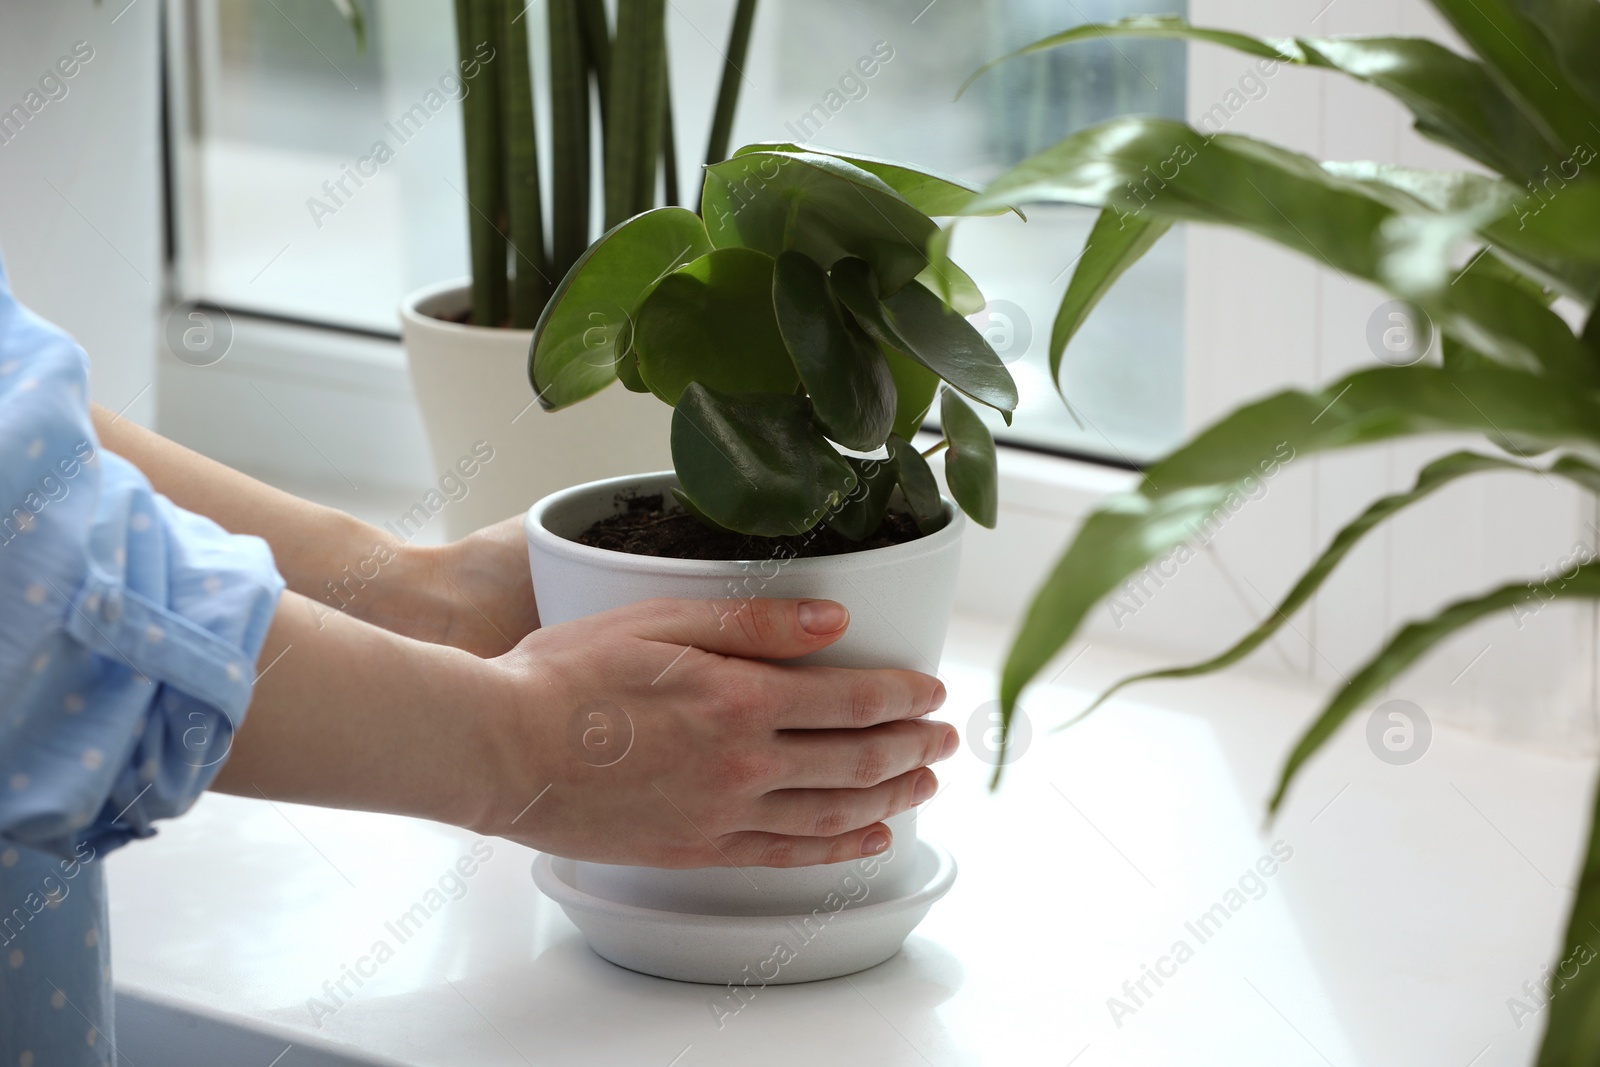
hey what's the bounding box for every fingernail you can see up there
[797,600,848,635]
[937,728,958,761]
[927,682,947,713]
[861,830,890,855]
[912,772,937,805]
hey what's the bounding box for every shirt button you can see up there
[102,592,123,624]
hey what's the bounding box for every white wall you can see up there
[0,0,163,427]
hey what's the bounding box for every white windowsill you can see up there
[106,611,1592,1066]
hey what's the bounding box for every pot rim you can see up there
[525,470,965,573]
[399,279,533,340]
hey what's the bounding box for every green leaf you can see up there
[548,0,593,281]
[456,0,507,327]
[328,0,367,52]
[1074,450,1600,721]
[1540,768,1600,1067]
[960,15,1566,182]
[634,247,798,405]
[1271,563,1600,812]
[702,151,937,293]
[1051,208,1172,392]
[671,384,855,537]
[704,1,760,175]
[831,258,1018,420]
[999,363,1600,725]
[772,251,895,451]
[884,345,940,440]
[916,258,986,317]
[888,435,943,533]
[940,389,997,528]
[824,456,898,542]
[669,487,736,532]
[604,0,667,227]
[529,206,711,410]
[964,118,1594,386]
[1429,0,1600,159]
[734,141,1021,218]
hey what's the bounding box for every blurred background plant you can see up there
[964,6,1600,1062]
[335,0,757,329]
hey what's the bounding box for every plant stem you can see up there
[502,0,551,327]
[704,0,758,188]
[457,0,508,327]
[922,439,949,458]
[576,0,610,129]
[548,0,591,282]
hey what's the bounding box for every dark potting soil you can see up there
[574,493,926,561]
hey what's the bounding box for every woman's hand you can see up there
[219,592,954,869]
[474,596,955,866]
[411,515,540,657]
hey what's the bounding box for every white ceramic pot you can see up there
[524,471,964,917]
[400,281,673,541]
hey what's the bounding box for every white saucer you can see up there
[532,839,957,985]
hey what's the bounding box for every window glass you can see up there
[176,0,1186,460]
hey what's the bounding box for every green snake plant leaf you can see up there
[604,0,667,227]
[884,345,940,440]
[702,151,936,293]
[964,118,1595,386]
[1051,208,1172,393]
[529,207,712,409]
[959,15,1567,182]
[704,0,759,173]
[998,363,1600,750]
[501,0,550,327]
[634,248,798,405]
[1073,451,1600,722]
[940,389,998,529]
[671,384,855,537]
[455,0,507,327]
[734,141,1021,218]
[548,0,592,281]
[830,258,1019,420]
[772,251,896,451]
[1270,563,1600,813]
[824,456,899,541]
[888,435,944,534]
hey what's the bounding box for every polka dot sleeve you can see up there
[0,259,284,861]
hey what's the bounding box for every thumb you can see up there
[626,597,851,660]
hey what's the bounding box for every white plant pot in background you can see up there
[399,281,673,541]
[525,472,963,979]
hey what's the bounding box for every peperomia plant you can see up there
[528,143,1020,540]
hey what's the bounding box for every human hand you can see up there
[474,597,955,868]
[422,515,540,657]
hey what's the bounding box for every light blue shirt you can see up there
[0,255,284,1064]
